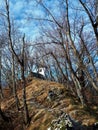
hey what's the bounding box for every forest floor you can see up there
[0,78,98,130]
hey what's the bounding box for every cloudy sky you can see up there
[0,0,44,39]
[0,0,64,40]
[0,0,74,40]
[0,0,91,41]
[9,0,44,39]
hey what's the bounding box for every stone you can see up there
[47,90,57,101]
[48,112,74,130]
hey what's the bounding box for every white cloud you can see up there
[8,0,37,39]
[0,0,66,40]
[10,0,27,18]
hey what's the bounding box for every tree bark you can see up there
[59,30,85,106]
[51,52,68,82]
[12,54,20,110]
[21,35,30,124]
[65,0,98,92]
[79,0,98,51]
[21,66,30,124]
[0,104,10,122]
[0,48,3,99]
[5,0,30,124]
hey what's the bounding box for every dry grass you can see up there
[1,78,98,130]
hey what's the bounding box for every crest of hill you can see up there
[1,78,98,130]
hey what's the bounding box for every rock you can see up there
[47,88,64,102]
[48,112,74,130]
[47,90,57,101]
[47,111,98,130]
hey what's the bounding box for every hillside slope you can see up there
[1,78,98,130]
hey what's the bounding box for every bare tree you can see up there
[0,36,5,99]
[79,0,98,51]
[4,0,30,124]
[12,54,20,110]
[30,0,98,106]
[0,42,3,99]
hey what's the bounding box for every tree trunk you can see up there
[21,35,30,124]
[66,0,98,92]
[0,104,10,122]
[58,27,85,106]
[51,52,68,82]
[5,0,30,124]
[0,49,3,99]
[69,66,85,107]
[21,65,30,124]
[12,54,20,110]
[79,0,98,52]
[66,50,85,106]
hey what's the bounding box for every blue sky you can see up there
[0,0,97,81]
[0,0,45,39]
[4,0,61,40]
[0,0,68,40]
[9,0,42,39]
[0,0,96,42]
